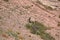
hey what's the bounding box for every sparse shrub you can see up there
[22,5,33,9]
[0,16,2,19]
[26,21,55,40]
[45,6,53,10]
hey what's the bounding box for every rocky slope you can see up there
[0,0,60,40]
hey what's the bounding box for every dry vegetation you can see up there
[26,21,55,40]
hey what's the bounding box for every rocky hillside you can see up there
[0,0,60,40]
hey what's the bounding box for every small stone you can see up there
[58,0,60,1]
[29,35,31,37]
[28,17,36,23]
[3,0,9,2]
[59,15,60,18]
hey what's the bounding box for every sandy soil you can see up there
[0,0,60,40]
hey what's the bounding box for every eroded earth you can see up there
[0,0,60,40]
